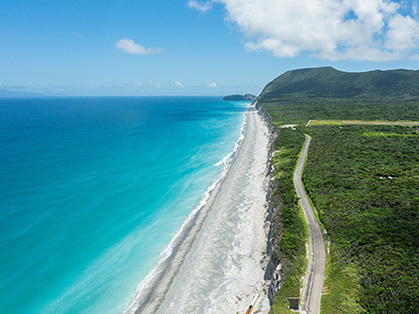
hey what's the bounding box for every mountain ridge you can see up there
[259,66,419,100]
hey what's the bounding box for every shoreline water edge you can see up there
[125,102,281,313]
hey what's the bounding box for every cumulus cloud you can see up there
[190,0,419,61]
[386,14,419,51]
[207,82,217,87]
[115,38,161,55]
[174,81,184,88]
[188,0,213,12]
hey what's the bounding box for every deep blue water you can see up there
[0,97,247,313]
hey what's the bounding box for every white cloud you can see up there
[194,0,419,61]
[128,81,143,88]
[52,88,65,93]
[188,0,213,12]
[115,38,161,55]
[147,81,162,88]
[207,82,217,87]
[386,14,419,51]
[174,81,184,88]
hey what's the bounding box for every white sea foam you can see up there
[124,108,250,314]
[153,105,271,313]
[124,177,221,313]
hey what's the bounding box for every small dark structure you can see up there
[289,298,300,310]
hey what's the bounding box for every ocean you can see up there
[0,97,248,313]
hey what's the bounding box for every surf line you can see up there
[125,109,250,314]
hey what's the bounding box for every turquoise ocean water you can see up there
[0,97,248,313]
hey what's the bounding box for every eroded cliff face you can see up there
[254,99,273,131]
[256,102,282,306]
[263,160,282,304]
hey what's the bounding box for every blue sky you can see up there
[1,0,419,96]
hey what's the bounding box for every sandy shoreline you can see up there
[127,104,273,313]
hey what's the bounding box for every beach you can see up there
[0,97,253,313]
[128,104,272,313]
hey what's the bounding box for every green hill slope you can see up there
[260,66,419,100]
[258,67,419,125]
[262,67,419,314]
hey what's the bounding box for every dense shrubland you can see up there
[269,128,308,313]
[304,125,418,313]
[262,67,419,313]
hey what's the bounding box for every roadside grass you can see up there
[299,159,331,286]
[270,262,305,314]
[269,128,308,313]
[298,135,326,232]
[296,133,331,310]
[298,202,311,307]
[310,120,343,125]
[310,119,419,126]
[321,251,366,314]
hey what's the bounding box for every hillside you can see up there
[259,67,419,101]
[258,67,419,125]
[263,67,419,313]
[223,94,255,101]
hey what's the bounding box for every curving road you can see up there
[294,135,326,314]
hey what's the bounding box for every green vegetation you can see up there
[261,67,419,313]
[223,94,255,101]
[262,98,419,126]
[310,120,419,126]
[270,128,308,313]
[259,67,419,126]
[304,125,419,313]
[260,67,419,101]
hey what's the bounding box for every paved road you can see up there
[294,135,326,314]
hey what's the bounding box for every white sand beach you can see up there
[128,105,272,314]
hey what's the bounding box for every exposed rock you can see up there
[256,102,282,305]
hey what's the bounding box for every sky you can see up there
[1,0,419,96]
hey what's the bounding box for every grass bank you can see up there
[269,127,308,313]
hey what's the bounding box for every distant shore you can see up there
[126,104,274,313]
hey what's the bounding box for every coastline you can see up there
[126,103,275,313]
